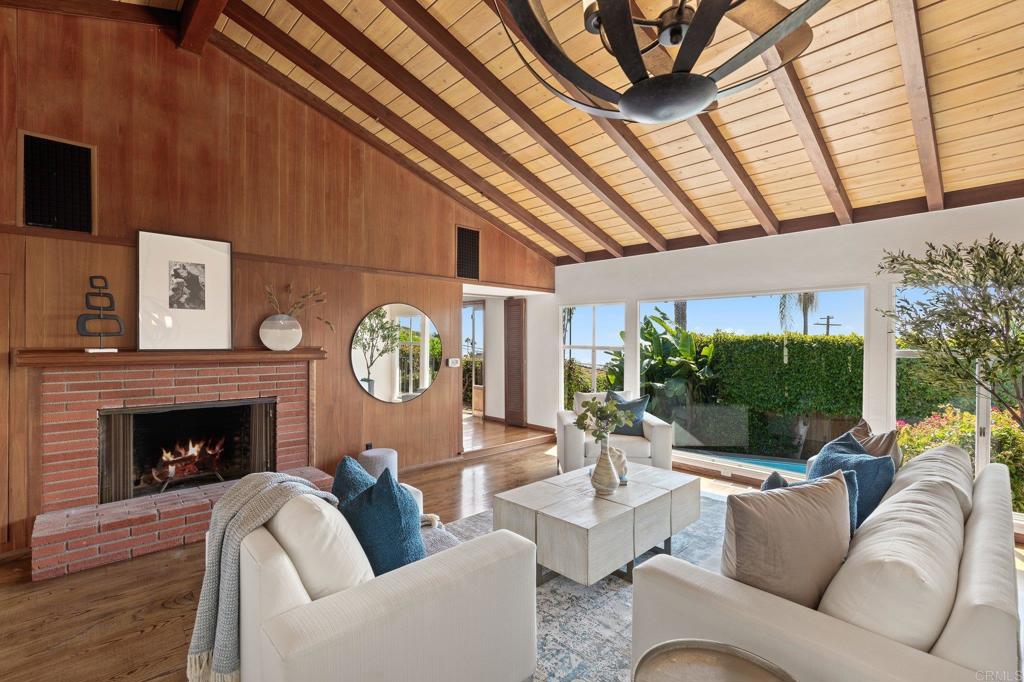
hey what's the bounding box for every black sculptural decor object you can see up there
[76,275,124,353]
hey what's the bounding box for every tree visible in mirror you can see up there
[353,308,402,381]
[574,398,632,446]
[264,283,335,331]
[879,236,1024,430]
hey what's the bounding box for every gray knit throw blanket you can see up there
[187,472,338,682]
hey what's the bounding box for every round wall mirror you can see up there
[351,304,442,403]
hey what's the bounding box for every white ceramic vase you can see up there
[259,314,302,351]
[591,444,619,496]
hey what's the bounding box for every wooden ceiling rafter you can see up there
[378,0,671,253]
[487,1,720,245]
[179,0,230,53]
[287,0,622,258]
[221,0,587,262]
[889,0,943,211]
[0,0,177,28]
[629,1,778,236]
[209,32,557,264]
[761,49,855,225]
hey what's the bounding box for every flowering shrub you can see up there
[898,406,1024,511]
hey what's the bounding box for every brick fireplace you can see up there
[24,349,328,580]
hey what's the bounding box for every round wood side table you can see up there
[633,639,797,682]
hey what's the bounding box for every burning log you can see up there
[137,435,227,490]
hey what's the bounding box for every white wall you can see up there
[483,298,505,420]
[529,198,1024,429]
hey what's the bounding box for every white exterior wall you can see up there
[525,198,1024,430]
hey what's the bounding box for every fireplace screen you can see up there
[99,399,276,502]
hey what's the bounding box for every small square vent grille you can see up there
[456,226,480,280]
[23,135,93,233]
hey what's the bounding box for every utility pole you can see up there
[813,315,842,336]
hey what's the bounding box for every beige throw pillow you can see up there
[819,479,965,651]
[850,418,902,470]
[722,471,850,608]
[266,494,374,600]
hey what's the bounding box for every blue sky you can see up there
[561,288,866,347]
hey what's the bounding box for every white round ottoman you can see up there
[358,447,399,480]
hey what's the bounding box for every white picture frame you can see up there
[137,231,232,350]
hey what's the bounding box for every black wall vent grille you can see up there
[456,226,480,280]
[23,135,93,233]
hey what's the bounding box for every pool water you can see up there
[710,454,808,475]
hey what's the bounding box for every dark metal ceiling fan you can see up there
[498,0,830,124]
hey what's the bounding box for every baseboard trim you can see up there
[482,415,505,424]
[526,422,555,434]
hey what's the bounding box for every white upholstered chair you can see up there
[238,486,537,682]
[556,391,673,473]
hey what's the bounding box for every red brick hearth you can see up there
[28,355,322,580]
[31,466,331,580]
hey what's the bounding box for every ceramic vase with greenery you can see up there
[575,398,634,491]
[260,284,334,351]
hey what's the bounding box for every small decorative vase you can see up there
[362,378,375,395]
[591,444,619,496]
[607,444,628,485]
[259,314,302,351]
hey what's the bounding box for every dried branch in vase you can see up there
[264,283,335,331]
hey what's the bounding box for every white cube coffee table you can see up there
[494,463,700,586]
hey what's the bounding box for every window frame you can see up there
[560,303,625,397]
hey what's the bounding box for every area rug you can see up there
[444,493,728,682]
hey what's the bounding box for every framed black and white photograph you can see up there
[138,231,232,350]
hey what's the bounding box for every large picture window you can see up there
[561,304,625,409]
[638,288,865,471]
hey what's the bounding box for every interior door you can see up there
[504,298,526,427]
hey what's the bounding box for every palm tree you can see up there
[778,292,818,334]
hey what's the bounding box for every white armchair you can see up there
[556,391,672,473]
[238,487,537,682]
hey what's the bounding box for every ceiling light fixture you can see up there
[498,0,830,125]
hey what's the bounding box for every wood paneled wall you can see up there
[0,8,553,553]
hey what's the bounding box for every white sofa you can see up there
[632,455,1020,682]
[238,483,537,682]
[557,391,672,473]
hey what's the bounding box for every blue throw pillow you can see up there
[808,432,894,526]
[340,469,425,575]
[331,456,376,508]
[762,469,860,535]
[606,391,649,436]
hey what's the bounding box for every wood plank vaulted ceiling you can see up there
[80,0,1024,261]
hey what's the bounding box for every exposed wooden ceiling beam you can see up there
[209,32,554,264]
[889,0,943,211]
[222,0,584,262]
[0,0,177,28]
[688,114,779,234]
[380,0,669,252]
[178,0,229,54]
[289,0,622,258]
[487,2,719,246]
[627,2,775,237]
[762,50,854,225]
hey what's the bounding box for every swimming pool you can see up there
[708,454,808,475]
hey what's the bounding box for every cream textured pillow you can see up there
[850,418,902,470]
[880,445,973,518]
[722,471,850,608]
[266,494,374,600]
[819,479,965,651]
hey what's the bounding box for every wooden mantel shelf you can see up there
[11,347,328,368]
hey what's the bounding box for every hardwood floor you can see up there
[0,444,560,682]
[461,412,554,458]
[0,443,762,682]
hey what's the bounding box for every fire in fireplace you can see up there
[98,399,276,502]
